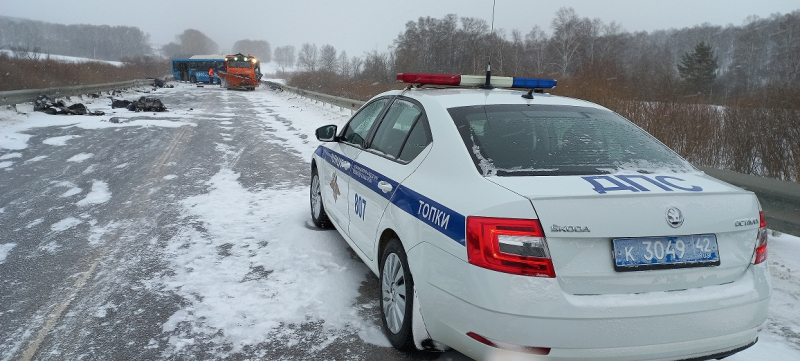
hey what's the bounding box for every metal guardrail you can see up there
[261,80,365,111]
[0,79,156,107]
[699,166,800,236]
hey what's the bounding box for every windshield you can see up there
[449,104,694,176]
[227,61,253,68]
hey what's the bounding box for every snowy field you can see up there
[1,82,799,360]
[0,49,124,66]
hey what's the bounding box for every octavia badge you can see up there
[666,207,684,228]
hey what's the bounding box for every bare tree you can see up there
[274,45,295,72]
[549,7,584,76]
[360,50,395,83]
[524,26,548,75]
[338,50,351,77]
[297,43,318,71]
[768,12,800,88]
[350,56,363,76]
[319,44,338,72]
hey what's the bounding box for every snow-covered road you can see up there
[0,83,798,360]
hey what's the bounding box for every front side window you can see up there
[369,99,424,159]
[340,98,390,148]
[449,104,693,176]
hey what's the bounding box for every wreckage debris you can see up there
[110,96,167,112]
[111,99,131,109]
[34,94,104,116]
[148,78,172,88]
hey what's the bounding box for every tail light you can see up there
[752,211,767,264]
[466,217,555,277]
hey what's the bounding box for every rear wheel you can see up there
[380,238,415,350]
[190,75,197,83]
[310,167,331,228]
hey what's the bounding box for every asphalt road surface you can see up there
[0,84,470,361]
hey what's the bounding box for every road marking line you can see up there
[18,252,104,361]
[153,125,192,175]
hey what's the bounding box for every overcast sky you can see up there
[3,0,799,59]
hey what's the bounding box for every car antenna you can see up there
[479,0,496,90]
[522,88,534,99]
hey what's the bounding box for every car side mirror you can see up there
[315,125,338,142]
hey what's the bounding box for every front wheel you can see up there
[310,167,332,228]
[380,238,415,350]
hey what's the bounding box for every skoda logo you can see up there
[666,207,684,228]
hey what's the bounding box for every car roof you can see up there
[378,87,611,111]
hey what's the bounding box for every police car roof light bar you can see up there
[396,72,557,90]
[396,73,461,86]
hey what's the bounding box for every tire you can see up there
[190,75,197,83]
[310,166,332,228]
[380,238,415,350]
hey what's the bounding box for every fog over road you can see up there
[1,83,798,360]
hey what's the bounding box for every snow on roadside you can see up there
[0,132,31,150]
[156,89,391,357]
[765,233,800,342]
[66,153,93,163]
[24,156,47,163]
[727,231,800,360]
[161,168,378,356]
[0,243,17,264]
[0,153,22,160]
[0,50,124,66]
[55,181,82,198]
[50,217,82,233]
[76,180,111,206]
[251,88,353,159]
[0,86,199,153]
[43,135,79,146]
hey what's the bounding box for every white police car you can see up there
[309,72,770,360]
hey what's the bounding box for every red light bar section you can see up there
[397,72,461,86]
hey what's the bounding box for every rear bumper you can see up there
[411,243,770,360]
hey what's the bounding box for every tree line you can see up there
[283,8,800,181]
[288,8,800,100]
[0,16,273,64]
[0,16,150,61]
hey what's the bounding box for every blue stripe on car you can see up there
[315,146,467,246]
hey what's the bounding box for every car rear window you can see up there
[448,104,694,176]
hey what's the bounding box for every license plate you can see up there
[612,234,720,272]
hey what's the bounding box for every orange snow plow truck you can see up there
[218,53,262,90]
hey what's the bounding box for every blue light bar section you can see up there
[511,77,557,89]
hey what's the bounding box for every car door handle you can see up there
[377,181,393,194]
[341,161,351,170]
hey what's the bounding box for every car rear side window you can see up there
[369,99,431,162]
[449,104,693,176]
[340,98,389,148]
[397,117,431,162]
